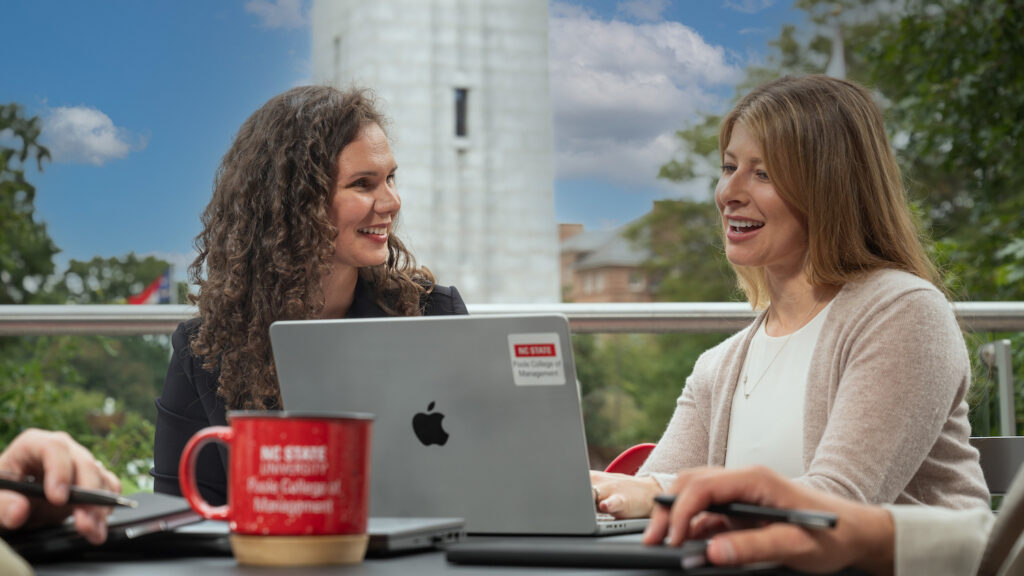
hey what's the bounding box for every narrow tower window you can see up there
[332,36,343,86]
[454,88,468,137]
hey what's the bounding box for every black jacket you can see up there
[151,279,468,505]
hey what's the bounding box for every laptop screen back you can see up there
[270,314,601,534]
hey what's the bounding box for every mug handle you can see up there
[178,426,232,521]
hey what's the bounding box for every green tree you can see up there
[61,335,169,423]
[0,104,58,305]
[0,337,156,490]
[575,330,729,466]
[656,114,722,191]
[49,254,173,304]
[5,253,176,421]
[864,0,1024,301]
[625,200,738,303]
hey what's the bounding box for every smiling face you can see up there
[715,122,807,278]
[329,122,400,273]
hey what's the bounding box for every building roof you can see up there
[561,228,616,253]
[565,225,650,271]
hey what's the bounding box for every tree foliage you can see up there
[625,200,738,303]
[575,332,726,467]
[49,253,174,304]
[656,114,722,188]
[863,0,1024,301]
[0,103,58,305]
[4,251,175,423]
[0,337,156,490]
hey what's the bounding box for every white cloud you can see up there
[245,0,308,29]
[42,106,143,166]
[549,2,742,188]
[617,0,669,22]
[558,131,714,199]
[724,0,775,14]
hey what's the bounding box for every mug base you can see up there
[230,533,369,566]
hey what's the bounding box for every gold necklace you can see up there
[742,295,822,399]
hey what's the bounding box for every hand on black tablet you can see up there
[643,466,895,575]
[0,429,121,544]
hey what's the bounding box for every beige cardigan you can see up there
[638,268,990,510]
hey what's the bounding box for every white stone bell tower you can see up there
[312,0,559,303]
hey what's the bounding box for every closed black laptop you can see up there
[7,491,202,560]
[447,537,710,570]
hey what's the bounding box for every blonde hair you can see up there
[719,75,939,308]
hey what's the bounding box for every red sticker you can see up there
[515,344,556,357]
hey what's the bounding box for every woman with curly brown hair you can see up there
[151,85,467,504]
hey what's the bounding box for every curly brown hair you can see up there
[188,85,434,411]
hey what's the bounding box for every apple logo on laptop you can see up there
[412,401,449,446]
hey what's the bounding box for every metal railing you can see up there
[1,302,1020,434]
[980,339,1019,437]
[2,301,1024,336]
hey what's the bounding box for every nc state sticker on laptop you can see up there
[507,333,566,386]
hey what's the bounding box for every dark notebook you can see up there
[446,537,713,570]
[5,491,202,561]
[446,536,872,575]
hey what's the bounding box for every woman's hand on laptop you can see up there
[589,471,661,518]
[643,466,895,575]
[0,428,121,545]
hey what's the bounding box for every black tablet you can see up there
[5,491,202,561]
[445,537,798,574]
[446,537,710,570]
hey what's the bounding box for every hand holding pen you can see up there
[0,429,124,545]
[643,466,895,574]
[0,472,137,508]
[652,494,837,530]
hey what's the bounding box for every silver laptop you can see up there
[270,314,648,535]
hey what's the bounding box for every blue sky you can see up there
[4,0,805,283]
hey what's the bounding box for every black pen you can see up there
[653,494,837,530]
[0,472,138,508]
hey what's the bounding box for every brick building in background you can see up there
[559,222,654,303]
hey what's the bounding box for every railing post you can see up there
[980,339,1017,436]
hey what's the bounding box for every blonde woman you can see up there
[591,75,988,518]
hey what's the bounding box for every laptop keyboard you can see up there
[594,511,650,534]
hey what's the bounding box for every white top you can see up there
[724,300,833,478]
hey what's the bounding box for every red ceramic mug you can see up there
[179,411,373,566]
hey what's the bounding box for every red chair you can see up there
[603,443,655,475]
